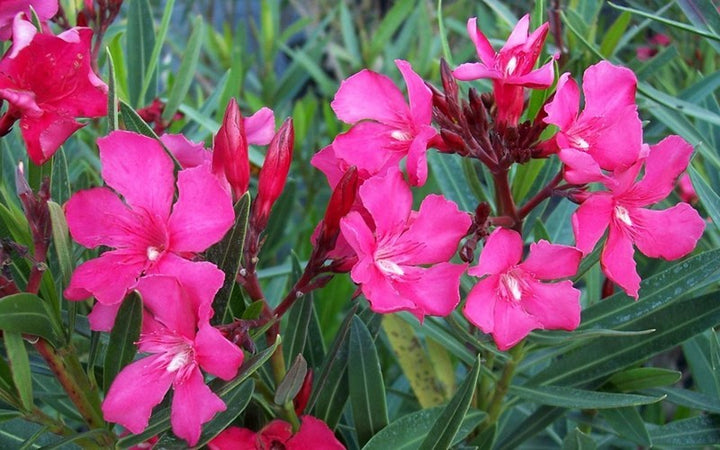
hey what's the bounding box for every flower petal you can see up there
[492,298,540,351]
[358,168,411,236]
[582,61,637,118]
[160,133,211,169]
[331,69,409,127]
[544,73,579,131]
[245,107,275,145]
[632,204,705,260]
[340,211,376,263]
[207,427,256,450]
[601,224,640,299]
[397,194,470,265]
[452,62,499,81]
[572,193,613,255]
[332,122,401,178]
[359,265,416,314]
[405,126,437,186]
[469,228,523,277]
[288,415,345,450]
[463,275,499,334]
[630,135,694,205]
[194,324,244,380]
[64,187,136,249]
[99,131,175,218]
[559,148,610,185]
[520,241,582,280]
[171,368,226,446]
[136,275,197,338]
[87,302,121,332]
[522,280,581,331]
[19,111,83,165]
[466,17,497,67]
[395,59,432,126]
[395,263,466,318]
[64,250,144,304]
[102,354,173,434]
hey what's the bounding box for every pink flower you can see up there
[543,61,643,181]
[102,275,244,446]
[677,173,698,204]
[463,228,582,351]
[0,16,107,164]
[0,1,58,40]
[330,59,438,186]
[208,415,344,450]
[572,136,705,298]
[340,168,470,320]
[64,131,234,310]
[453,14,555,126]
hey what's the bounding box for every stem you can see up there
[492,170,520,232]
[478,352,495,411]
[517,171,564,219]
[483,342,526,429]
[34,339,105,430]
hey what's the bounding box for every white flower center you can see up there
[614,205,633,226]
[500,272,523,302]
[146,246,161,261]
[377,259,405,276]
[166,347,192,372]
[505,56,518,76]
[569,134,589,150]
[391,130,412,141]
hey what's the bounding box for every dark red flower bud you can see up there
[293,369,313,416]
[254,118,294,228]
[323,166,358,241]
[213,98,249,199]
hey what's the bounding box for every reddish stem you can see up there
[492,169,520,232]
[518,171,564,219]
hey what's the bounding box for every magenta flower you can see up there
[453,15,555,126]
[330,59,438,186]
[463,228,582,351]
[0,2,58,40]
[102,275,244,446]
[0,16,107,164]
[572,136,705,298]
[64,131,234,308]
[339,168,470,320]
[543,61,643,182]
[208,416,345,450]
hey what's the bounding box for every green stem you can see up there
[483,342,526,428]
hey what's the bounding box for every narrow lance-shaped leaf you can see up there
[103,292,142,391]
[126,0,157,106]
[349,316,388,446]
[508,385,664,409]
[0,294,63,347]
[602,407,651,446]
[4,332,32,411]
[419,355,481,450]
[162,15,205,121]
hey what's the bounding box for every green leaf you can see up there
[606,367,681,392]
[509,385,663,409]
[119,100,160,139]
[274,354,307,406]
[647,387,720,414]
[338,3,361,63]
[125,0,156,107]
[602,407,651,446]
[529,292,720,387]
[383,314,446,408]
[429,152,477,212]
[47,201,72,286]
[689,167,720,232]
[283,288,314,364]
[683,330,720,398]
[162,15,204,121]
[349,316,388,445]
[307,305,357,429]
[105,48,119,132]
[368,0,416,62]
[0,294,63,347]
[599,11,631,57]
[206,193,251,322]
[562,428,596,450]
[649,415,720,447]
[103,292,142,392]
[638,82,720,128]
[137,0,175,105]
[363,408,486,450]
[608,2,720,42]
[5,332,32,411]
[419,355,481,450]
[0,418,65,448]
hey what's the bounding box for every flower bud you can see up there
[213,98,249,199]
[322,167,358,243]
[254,118,294,228]
[293,369,314,416]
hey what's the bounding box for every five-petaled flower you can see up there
[102,275,244,446]
[463,228,582,350]
[340,168,470,320]
[453,14,555,126]
[572,135,705,299]
[64,131,234,317]
[329,59,439,186]
[0,16,107,164]
[543,61,643,183]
